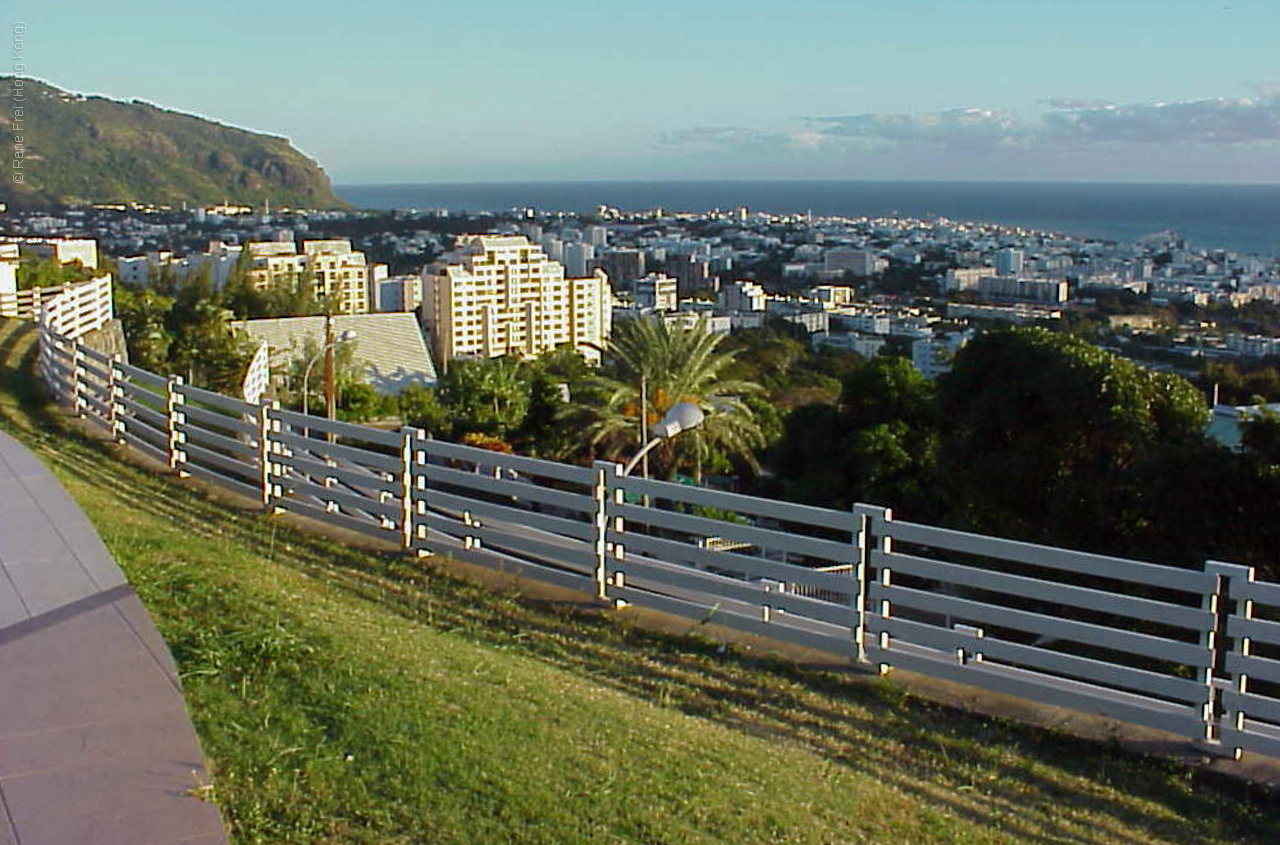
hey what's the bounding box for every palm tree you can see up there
[559,317,764,480]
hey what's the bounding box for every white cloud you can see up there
[1039,96,1280,144]
[657,88,1280,157]
[1040,97,1115,110]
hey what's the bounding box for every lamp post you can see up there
[623,401,704,476]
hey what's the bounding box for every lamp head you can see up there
[650,402,704,439]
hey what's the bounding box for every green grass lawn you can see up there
[2,317,1277,844]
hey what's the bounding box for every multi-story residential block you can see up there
[824,248,884,276]
[0,237,100,271]
[1226,334,1280,359]
[942,267,994,292]
[659,311,733,335]
[809,285,856,308]
[946,302,1063,324]
[832,312,891,335]
[19,238,99,270]
[596,249,646,287]
[813,332,887,358]
[377,274,423,312]
[245,239,370,314]
[994,248,1025,277]
[977,276,1068,304]
[540,236,564,262]
[633,273,678,312]
[421,234,612,367]
[719,279,766,313]
[118,241,245,288]
[562,242,595,277]
[667,254,716,295]
[912,331,973,379]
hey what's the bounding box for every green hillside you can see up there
[0,77,347,210]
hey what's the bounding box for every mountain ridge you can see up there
[1,76,348,210]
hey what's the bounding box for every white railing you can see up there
[28,316,1280,763]
[2,275,113,339]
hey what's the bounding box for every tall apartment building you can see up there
[995,248,1025,277]
[596,249,645,287]
[421,235,612,367]
[245,239,370,314]
[667,254,716,295]
[562,242,595,276]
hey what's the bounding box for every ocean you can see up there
[335,180,1280,257]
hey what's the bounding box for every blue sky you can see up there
[17,1,1280,183]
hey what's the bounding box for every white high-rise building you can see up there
[421,235,612,367]
[541,236,564,262]
[995,249,1025,277]
[562,242,595,277]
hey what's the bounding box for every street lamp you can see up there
[623,401,704,476]
[301,328,356,418]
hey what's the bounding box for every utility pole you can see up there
[324,314,336,439]
[639,375,648,481]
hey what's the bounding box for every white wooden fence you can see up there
[30,314,1280,763]
[2,276,113,339]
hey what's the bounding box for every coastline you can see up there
[335,179,1280,257]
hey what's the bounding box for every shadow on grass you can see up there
[0,318,1276,845]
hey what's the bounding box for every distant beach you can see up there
[337,180,1280,257]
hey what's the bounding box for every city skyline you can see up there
[17,1,1280,184]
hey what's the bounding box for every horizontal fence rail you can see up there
[23,308,1280,763]
[862,510,1218,740]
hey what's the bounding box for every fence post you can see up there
[870,506,895,674]
[593,460,622,602]
[398,427,423,552]
[35,320,48,389]
[70,340,86,417]
[1205,560,1253,758]
[411,432,431,556]
[257,400,277,508]
[107,355,122,442]
[853,504,891,666]
[166,375,188,475]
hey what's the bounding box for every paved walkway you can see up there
[0,429,228,845]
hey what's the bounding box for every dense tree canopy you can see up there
[936,326,1244,563]
[773,357,940,517]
